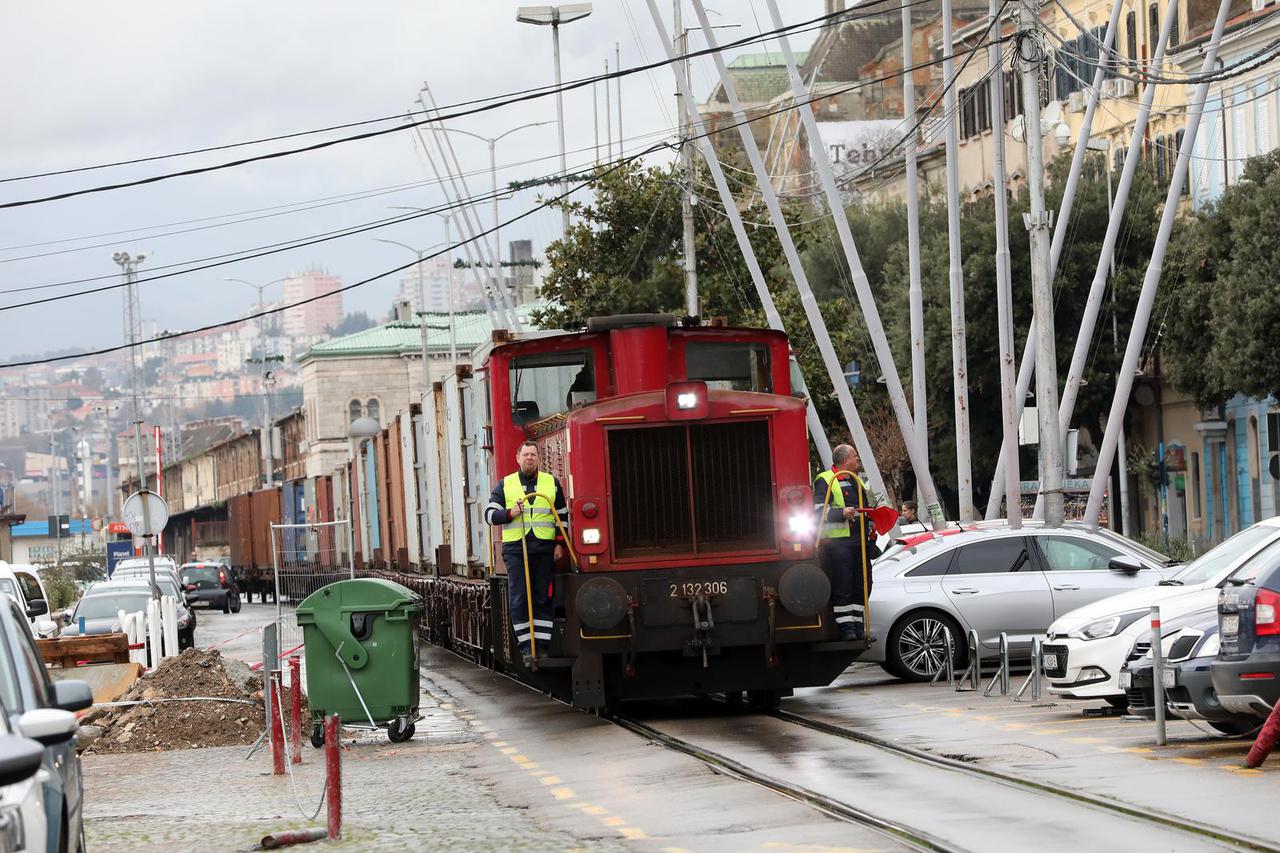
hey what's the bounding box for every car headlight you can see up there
[178,612,191,629]
[787,514,814,536]
[581,528,601,545]
[1197,632,1220,657]
[1069,610,1148,641]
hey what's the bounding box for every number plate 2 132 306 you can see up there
[669,580,728,598]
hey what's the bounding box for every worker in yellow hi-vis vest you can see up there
[813,444,880,641]
[484,440,568,667]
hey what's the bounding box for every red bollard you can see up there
[324,714,341,840]
[269,670,285,776]
[1245,700,1280,768]
[289,655,302,764]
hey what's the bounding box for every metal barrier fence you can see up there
[270,520,354,660]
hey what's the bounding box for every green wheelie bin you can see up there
[296,578,423,745]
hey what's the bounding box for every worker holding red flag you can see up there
[813,444,882,641]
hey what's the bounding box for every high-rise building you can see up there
[281,269,343,339]
[397,257,454,315]
[507,240,537,305]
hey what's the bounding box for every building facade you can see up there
[282,268,343,339]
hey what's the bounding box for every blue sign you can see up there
[845,359,861,389]
[106,541,134,577]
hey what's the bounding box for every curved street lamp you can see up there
[223,276,285,485]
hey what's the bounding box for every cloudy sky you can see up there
[0,1,830,363]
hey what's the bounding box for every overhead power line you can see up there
[0,31,1009,315]
[0,0,941,209]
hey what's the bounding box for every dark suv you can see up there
[180,563,241,614]
[1212,553,1280,719]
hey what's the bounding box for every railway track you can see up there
[611,715,959,853]
[767,707,1280,853]
[614,701,1278,853]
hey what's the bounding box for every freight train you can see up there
[225,315,865,710]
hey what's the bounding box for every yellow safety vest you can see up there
[502,471,557,543]
[816,469,865,540]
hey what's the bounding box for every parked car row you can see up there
[0,572,92,853]
[865,514,1280,735]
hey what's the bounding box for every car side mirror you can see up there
[25,599,48,619]
[1108,555,1143,575]
[0,735,44,785]
[52,680,93,713]
[183,593,197,606]
[59,610,72,626]
[18,708,79,745]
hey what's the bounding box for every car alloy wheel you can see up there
[890,613,961,681]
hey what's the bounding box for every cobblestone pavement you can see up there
[82,605,624,852]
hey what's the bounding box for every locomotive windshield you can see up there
[510,349,595,424]
[686,341,772,392]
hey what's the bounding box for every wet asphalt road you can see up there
[190,605,1280,851]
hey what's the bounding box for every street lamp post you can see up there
[516,4,593,235]
[387,209,462,373]
[433,122,550,306]
[223,277,283,487]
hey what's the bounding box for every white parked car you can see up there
[1042,518,1280,704]
[0,564,52,636]
[0,708,47,853]
[111,557,182,590]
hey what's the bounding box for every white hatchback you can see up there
[1043,518,1280,703]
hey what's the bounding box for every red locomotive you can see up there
[468,314,863,709]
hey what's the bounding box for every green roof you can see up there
[301,305,542,360]
[728,50,808,69]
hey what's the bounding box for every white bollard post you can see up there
[146,599,162,670]
[161,596,179,659]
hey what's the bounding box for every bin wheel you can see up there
[387,718,416,743]
[310,723,324,749]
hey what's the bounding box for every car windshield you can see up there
[1225,538,1280,586]
[183,567,220,583]
[1173,525,1279,585]
[75,594,152,620]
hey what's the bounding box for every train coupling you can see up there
[685,594,720,668]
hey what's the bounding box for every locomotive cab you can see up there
[485,316,865,709]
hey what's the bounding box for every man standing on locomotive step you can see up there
[814,444,879,641]
[485,440,569,666]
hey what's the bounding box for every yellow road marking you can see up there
[582,805,608,815]
[620,827,650,840]
[541,775,563,785]
[1065,737,1106,744]
[601,816,627,827]
[500,747,517,755]
[530,770,549,777]
[1125,747,1154,754]
[1173,757,1203,766]
[566,802,591,811]
[551,787,576,800]
[492,741,509,748]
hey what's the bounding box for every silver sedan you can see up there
[862,521,1177,680]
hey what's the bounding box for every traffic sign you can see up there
[122,490,169,538]
[90,518,104,532]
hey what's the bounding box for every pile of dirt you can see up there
[85,648,307,754]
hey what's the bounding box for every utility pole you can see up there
[49,427,61,570]
[616,42,623,158]
[902,0,927,487]
[989,0,1021,527]
[675,1,698,318]
[942,0,973,522]
[605,58,613,160]
[1017,0,1065,526]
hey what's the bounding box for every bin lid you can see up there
[296,577,423,619]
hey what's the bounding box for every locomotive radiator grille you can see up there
[608,420,775,557]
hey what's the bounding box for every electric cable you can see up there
[1,29,1011,312]
[0,0,938,196]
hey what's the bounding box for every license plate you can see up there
[668,580,729,598]
[1222,614,1239,636]
[1161,667,1176,689]
[1119,670,1132,689]
[1041,652,1059,671]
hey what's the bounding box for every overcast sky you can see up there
[0,1,829,363]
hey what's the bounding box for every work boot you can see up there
[838,624,859,642]
[520,649,534,669]
[851,621,866,641]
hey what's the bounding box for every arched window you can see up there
[365,399,380,424]
[1126,10,1138,61]
[1148,3,1159,54]
[1155,134,1168,184]
[1175,129,1188,194]
[348,399,362,426]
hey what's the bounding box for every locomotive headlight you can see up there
[787,514,814,536]
[581,527,601,545]
[675,392,699,410]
